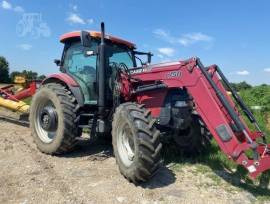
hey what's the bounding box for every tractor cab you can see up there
[58,30,151,105]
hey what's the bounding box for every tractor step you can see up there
[76,113,96,130]
[75,113,95,122]
[79,113,95,117]
[78,125,92,129]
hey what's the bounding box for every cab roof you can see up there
[60,31,136,49]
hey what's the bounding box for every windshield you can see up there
[108,44,135,68]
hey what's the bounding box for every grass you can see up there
[162,139,270,201]
[23,97,32,105]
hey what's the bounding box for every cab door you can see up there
[63,41,98,105]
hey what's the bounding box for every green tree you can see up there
[21,70,38,80]
[37,75,46,80]
[0,56,10,83]
[9,71,22,83]
[10,70,46,82]
[231,81,252,91]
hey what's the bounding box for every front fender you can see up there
[42,73,84,106]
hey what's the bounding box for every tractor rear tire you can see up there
[30,83,80,154]
[112,102,162,184]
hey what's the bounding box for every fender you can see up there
[42,73,84,106]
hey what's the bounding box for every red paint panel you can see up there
[136,89,168,117]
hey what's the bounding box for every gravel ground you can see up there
[0,119,269,204]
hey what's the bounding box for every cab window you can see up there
[64,41,98,75]
[108,45,134,68]
[63,41,98,104]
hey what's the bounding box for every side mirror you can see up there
[134,51,153,66]
[54,59,61,66]
[147,52,153,64]
[80,31,92,47]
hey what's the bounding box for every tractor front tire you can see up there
[112,102,162,184]
[173,115,210,155]
[30,83,80,154]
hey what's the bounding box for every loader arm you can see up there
[132,57,270,178]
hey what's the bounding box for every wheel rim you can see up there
[34,99,58,144]
[117,122,135,167]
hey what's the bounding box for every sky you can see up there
[0,0,269,85]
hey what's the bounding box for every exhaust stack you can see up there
[98,22,106,115]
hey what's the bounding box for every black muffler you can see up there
[98,22,106,116]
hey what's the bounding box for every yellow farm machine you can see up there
[0,76,39,125]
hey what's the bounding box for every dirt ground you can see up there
[0,119,269,204]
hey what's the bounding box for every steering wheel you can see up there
[118,63,129,73]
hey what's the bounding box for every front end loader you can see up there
[29,22,270,184]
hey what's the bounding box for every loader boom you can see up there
[132,57,270,179]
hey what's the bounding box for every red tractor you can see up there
[30,23,270,184]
